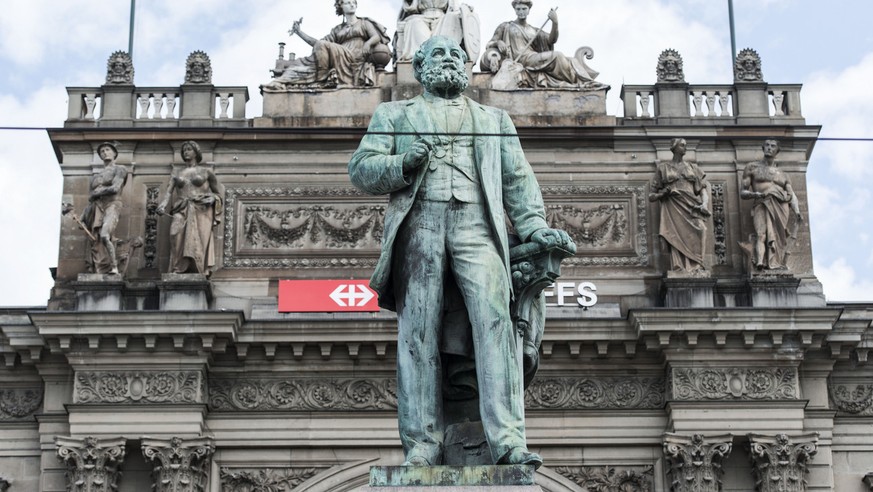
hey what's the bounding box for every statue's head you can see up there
[762,139,780,158]
[181,140,204,163]
[512,0,533,8]
[670,138,687,155]
[97,142,118,161]
[512,0,533,18]
[413,36,469,96]
[334,0,357,16]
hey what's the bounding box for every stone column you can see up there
[663,433,733,492]
[142,436,214,492]
[55,436,127,492]
[748,433,818,492]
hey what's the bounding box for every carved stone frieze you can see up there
[74,371,204,404]
[242,204,385,250]
[829,382,873,415]
[554,465,654,491]
[144,186,160,269]
[56,436,127,492]
[209,378,398,412]
[670,367,798,401]
[219,467,320,491]
[106,51,134,85]
[710,182,727,265]
[185,50,212,85]
[0,387,43,420]
[541,184,649,267]
[749,433,818,492]
[142,437,214,492]
[663,433,733,492]
[735,48,763,82]
[525,377,665,410]
[656,49,684,83]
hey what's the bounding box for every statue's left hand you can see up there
[547,8,559,23]
[532,228,574,251]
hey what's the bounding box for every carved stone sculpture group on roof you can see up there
[262,0,606,91]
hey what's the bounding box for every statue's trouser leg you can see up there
[394,200,449,464]
[101,202,121,273]
[752,205,768,268]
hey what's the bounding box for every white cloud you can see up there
[815,257,873,302]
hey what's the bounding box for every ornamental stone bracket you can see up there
[142,436,214,492]
[56,436,127,492]
[0,312,45,367]
[630,309,838,351]
[663,433,733,492]
[29,311,243,356]
[748,433,818,492]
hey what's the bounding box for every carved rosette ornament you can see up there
[670,367,798,401]
[663,433,733,492]
[142,437,214,492]
[185,50,213,84]
[56,436,127,492]
[748,434,818,492]
[105,51,134,84]
[735,48,763,82]
[656,49,684,83]
[829,382,873,415]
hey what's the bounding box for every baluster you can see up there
[166,94,177,119]
[139,94,152,119]
[639,91,651,118]
[772,92,785,116]
[153,94,165,119]
[705,92,716,117]
[218,93,230,119]
[83,94,97,120]
[719,92,731,117]
[691,91,704,117]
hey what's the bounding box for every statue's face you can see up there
[98,145,116,161]
[111,60,125,75]
[423,39,465,72]
[419,37,468,94]
[763,140,780,158]
[340,0,356,14]
[191,61,204,76]
[182,144,196,161]
[514,4,530,19]
[673,139,687,156]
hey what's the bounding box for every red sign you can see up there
[278,280,380,312]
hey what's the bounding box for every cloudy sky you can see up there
[1,0,872,307]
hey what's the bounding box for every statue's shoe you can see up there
[498,447,543,469]
[401,456,432,466]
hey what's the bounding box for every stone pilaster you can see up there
[142,436,214,492]
[55,436,127,492]
[748,433,818,492]
[663,433,733,492]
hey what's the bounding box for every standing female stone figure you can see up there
[157,141,222,276]
[649,138,711,273]
[84,142,128,274]
[395,0,479,62]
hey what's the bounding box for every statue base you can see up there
[255,83,391,127]
[476,79,614,126]
[369,465,539,491]
[74,273,124,311]
[663,276,716,308]
[748,274,800,307]
[158,273,211,311]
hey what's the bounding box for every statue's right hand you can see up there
[156,205,166,216]
[402,140,432,172]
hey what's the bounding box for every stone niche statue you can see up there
[649,138,711,274]
[394,0,480,63]
[185,50,212,84]
[106,51,134,85]
[261,0,391,91]
[479,1,604,91]
[656,48,684,83]
[349,36,575,468]
[156,141,223,276]
[81,142,129,274]
[735,48,763,82]
[740,139,803,271]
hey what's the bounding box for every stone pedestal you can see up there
[74,274,124,311]
[159,274,211,311]
[369,465,540,491]
[255,84,391,127]
[478,87,612,126]
[749,275,800,307]
[663,277,716,308]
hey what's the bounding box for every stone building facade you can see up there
[0,45,871,492]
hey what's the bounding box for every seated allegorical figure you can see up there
[262,0,391,91]
[479,0,604,90]
[394,0,480,63]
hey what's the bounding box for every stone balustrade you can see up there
[65,84,249,128]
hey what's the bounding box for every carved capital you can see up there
[142,437,214,492]
[0,387,43,420]
[671,367,798,401]
[554,465,654,491]
[220,467,320,491]
[748,433,818,492]
[56,436,127,492]
[663,433,733,492]
[74,371,204,404]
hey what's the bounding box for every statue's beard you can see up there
[420,61,469,97]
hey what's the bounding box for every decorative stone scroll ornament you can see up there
[554,465,654,491]
[670,367,798,401]
[144,186,160,269]
[56,436,127,492]
[185,50,212,84]
[525,376,665,410]
[220,467,320,491]
[142,437,214,492]
[748,433,818,492]
[663,433,733,492]
[105,51,134,84]
[735,48,763,82]
[656,49,684,83]
[0,387,43,420]
[208,377,397,412]
[74,371,204,404]
[828,382,873,415]
[710,182,728,265]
